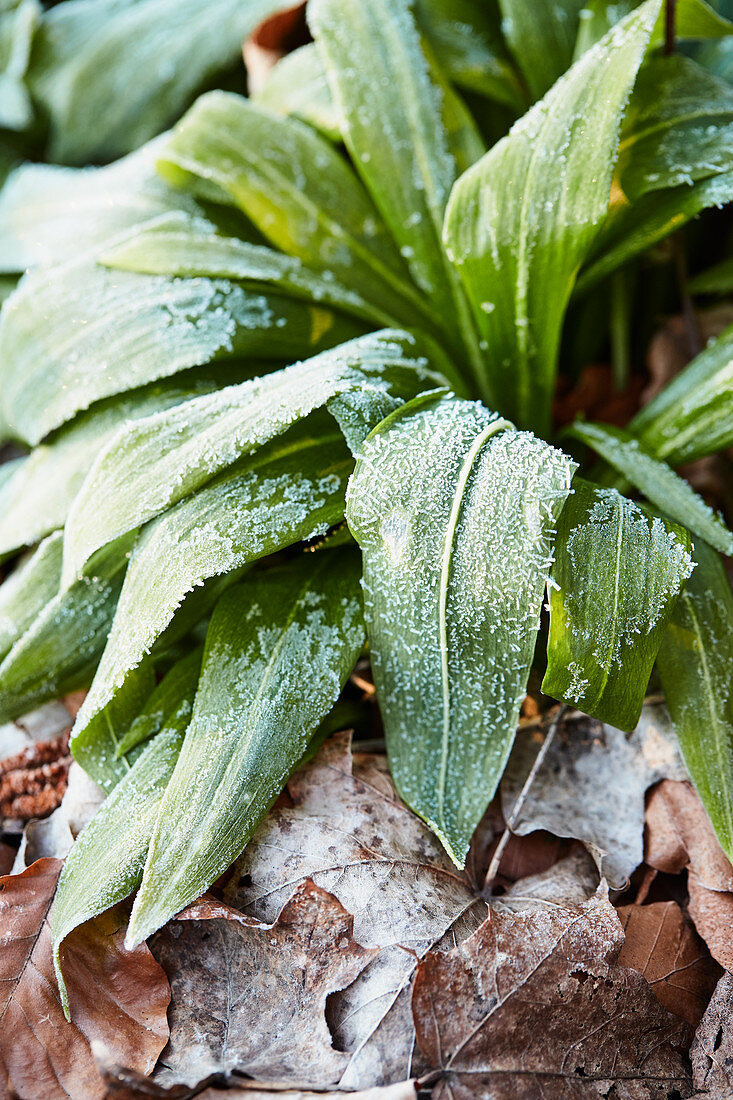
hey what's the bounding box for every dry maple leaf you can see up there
[411,884,692,1100]
[690,970,733,1094]
[0,857,170,1100]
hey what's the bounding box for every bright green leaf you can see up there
[498,0,586,101]
[255,43,342,141]
[0,532,62,663]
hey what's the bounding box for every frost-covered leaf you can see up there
[574,0,733,56]
[629,322,733,464]
[0,257,365,445]
[61,331,437,585]
[0,533,61,663]
[0,0,39,132]
[26,0,286,165]
[158,92,430,331]
[567,419,733,554]
[52,724,188,1017]
[73,414,353,740]
[346,395,575,865]
[498,0,586,101]
[618,54,733,201]
[114,646,201,759]
[543,479,694,730]
[657,539,733,862]
[309,0,484,376]
[126,547,365,945]
[443,0,660,432]
[255,43,342,140]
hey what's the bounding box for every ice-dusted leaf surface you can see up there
[0,257,364,445]
[255,43,342,140]
[443,1,660,431]
[127,548,365,945]
[26,0,285,165]
[567,419,733,555]
[690,971,733,1092]
[502,704,687,886]
[0,858,170,1100]
[0,533,61,662]
[114,647,201,760]
[657,539,733,862]
[630,322,733,465]
[74,415,352,736]
[573,0,733,57]
[347,394,574,865]
[498,0,585,101]
[225,732,486,1088]
[543,479,693,730]
[62,331,437,585]
[309,0,483,376]
[411,884,692,1099]
[0,0,38,132]
[152,881,377,1087]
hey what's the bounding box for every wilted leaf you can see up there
[0,858,169,1100]
[412,884,692,1099]
[690,971,733,1093]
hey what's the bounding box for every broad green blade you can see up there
[567,420,733,555]
[498,0,586,101]
[53,722,188,1017]
[0,0,39,132]
[61,331,439,585]
[309,0,484,377]
[0,258,365,445]
[688,255,733,293]
[0,532,62,663]
[27,0,285,164]
[346,394,575,865]
[115,646,202,759]
[657,539,733,861]
[618,55,733,201]
[100,212,389,326]
[543,479,693,731]
[73,415,353,742]
[443,0,660,433]
[574,0,733,57]
[629,323,733,464]
[126,547,365,946]
[255,43,342,141]
[158,92,430,331]
[0,367,244,558]
[576,169,733,293]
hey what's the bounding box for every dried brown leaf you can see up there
[0,857,170,1100]
[690,970,733,1093]
[412,885,693,1100]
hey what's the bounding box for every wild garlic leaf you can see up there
[255,43,342,141]
[53,722,188,1017]
[126,547,365,946]
[100,212,389,326]
[574,0,733,57]
[543,479,694,731]
[26,0,286,164]
[0,532,62,664]
[618,55,733,202]
[657,538,733,861]
[629,323,733,464]
[0,258,365,445]
[73,414,353,742]
[0,0,39,132]
[114,646,201,760]
[309,0,484,377]
[498,0,586,101]
[157,92,430,332]
[567,420,733,555]
[443,0,660,433]
[61,331,438,585]
[346,394,575,866]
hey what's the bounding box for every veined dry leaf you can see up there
[151,879,378,1088]
[690,971,733,1093]
[0,858,169,1100]
[412,885,692,1099]
[501,703,687,887]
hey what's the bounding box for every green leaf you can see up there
[255,43,342,141]
[73,413,353,742]
[617,55,733,201]
[52,722,188,1017]
[566,420,733,555]
[309,0,484,378]
[61,331,439,584]
[543,479,693,731]
[0,258,366,445]
[657,538,733,861]
[27,0,285,164]
[126,546,365,946]
[0,532,62,663]
[158,92,431,332]
[0,0,39,131]
[114,646,202,759]
[346,394,575,865]
[498,0,586,101]
[688,254,733,292]
[629,323,733,464]
[574,0,733,57]
[443,0,660,433]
